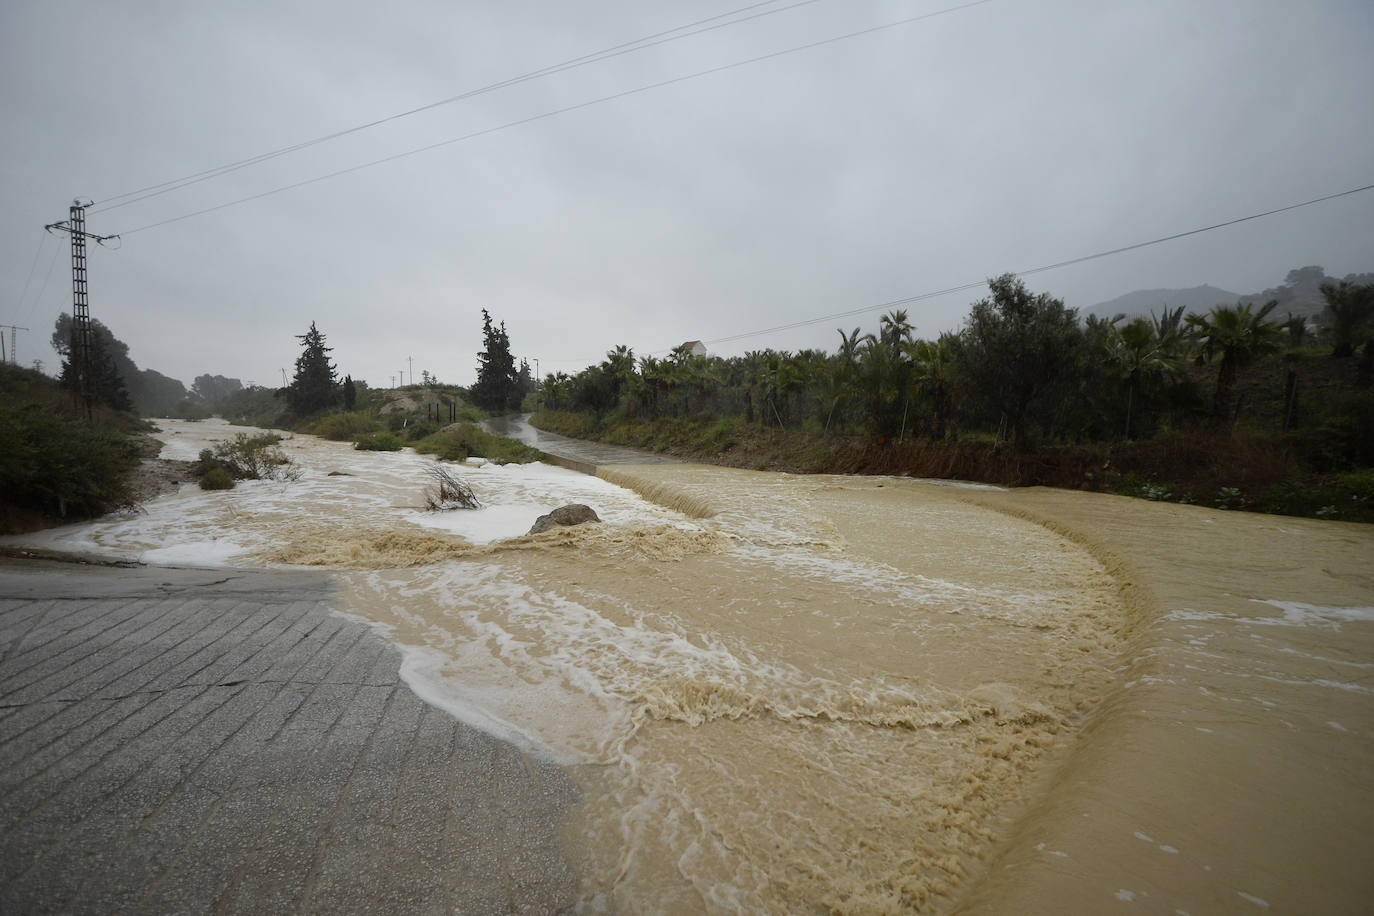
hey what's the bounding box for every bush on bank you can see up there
[353,431,404,451]
[412,423,542,464]
[0,403,142,529]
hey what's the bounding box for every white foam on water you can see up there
[1237,891,1270,908]
[907,476,1009,491]
[141,540,249,566]
[1250,599,1374,628]
[396,643,562,760]
[1167,602,1374,631]
[409,460,695,545]
[410,502,553,544]
[6,419,707,568]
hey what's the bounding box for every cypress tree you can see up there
[471,309,518,413]
[288,321,340,416]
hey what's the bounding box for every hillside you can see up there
[1083,284,1241,320]
[1086,265,1374,324]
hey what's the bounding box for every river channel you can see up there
[6,418,1370,913]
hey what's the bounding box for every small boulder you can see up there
[528,504,601,535]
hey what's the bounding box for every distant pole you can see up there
[281,367,287,387]
[45,202,118,421]
[2,325,31,364]
[533,357,540,411]
[408,355,413,387]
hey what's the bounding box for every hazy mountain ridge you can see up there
[1083,284,1242,321]
[1085,265,1374,323]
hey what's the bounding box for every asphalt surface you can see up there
[0,557,579,914]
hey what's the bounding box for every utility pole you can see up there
[407,355,413,387]
[45,201,117,420]
[2,325,31,364]
[532,357,540,411]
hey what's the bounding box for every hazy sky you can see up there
[3,0,1372,390]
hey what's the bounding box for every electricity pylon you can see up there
[1,325,30,364]
[45,202,118,419]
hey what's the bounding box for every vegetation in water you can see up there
[192,432,298,484]
[412,423,542,464]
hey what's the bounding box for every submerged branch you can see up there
[423,465,480,510]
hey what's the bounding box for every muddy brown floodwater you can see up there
[9,420,1371,913]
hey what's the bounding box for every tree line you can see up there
[537,273,1374,450]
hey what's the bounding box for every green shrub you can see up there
[313,411,381,441]
[0,404,140,525]
[402,420,442,442]
[198,466,235,490]
[354,431,404,451]
[1337,468,1374,501]
[194,433,296,480]
[412,423,541,463]
[1214,486,1247,510]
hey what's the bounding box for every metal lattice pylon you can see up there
[45,201,117,420]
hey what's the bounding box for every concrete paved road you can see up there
[0,557,579,914]
[482,414,681,468]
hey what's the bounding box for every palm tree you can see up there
[761,352,799,427]
[821,328,863,433]
[1110,314,1184,439]
[601,345,636,402]
[878,309,913,349]
[1152,305,1189,353]
[1186,301,1283,420]
[858,312,915,438]
[540,371,572,411]
[636,356,665,417]
[906,334,957,439]
[1318,280,1374,358]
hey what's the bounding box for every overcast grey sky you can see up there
[3,0,1372,390]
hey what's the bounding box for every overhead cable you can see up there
[110,0,994,235]
[694,182,1374,349]
[90,0,830,214]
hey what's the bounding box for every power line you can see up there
[491,181,1374,369]
[19,235,66,330]
[10,232,49,322]
[90,0,830,214]
[673,182,1373,349]
[111,0,993,236]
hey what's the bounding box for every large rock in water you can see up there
[528,504,601,535]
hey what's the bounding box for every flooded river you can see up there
[8,419,1372,913]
